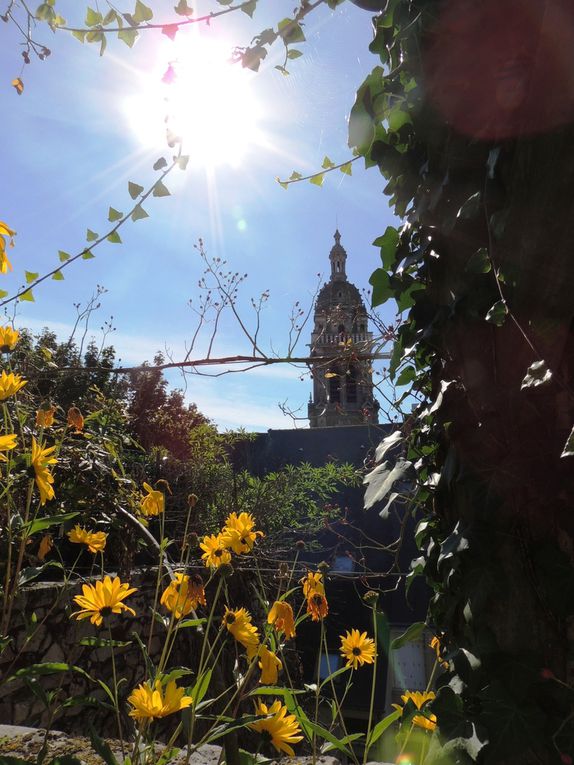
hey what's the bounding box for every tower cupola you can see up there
[329,229,347,281]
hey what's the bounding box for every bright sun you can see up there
[124,32,263,168]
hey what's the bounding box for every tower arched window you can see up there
[328,367,341,403]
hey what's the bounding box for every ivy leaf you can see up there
[309,173,324,187]
[86,229,98,242]
[102,9,118,25]
[457,191,481,220]
[128,181,144,199]
[0,290,8,298]
[85,7,102,26]
[153,180,171,197]
[161,24,179,40]
[174,0,193,16]
[322,156,335,169]
[52,270,64,281]
[131,205,149,222]
[19,289,34,302]
[561,426,574,458]
[372,226,399,270]
[132,1,153,23]
[369,268,392,307]
[25,271,38,284]
[107,231,122,244]
[387,107,412,132]
[118,28,138,47]
[363,458,412,510]
[465,247,491,274]
[374,430,403,462]
[82,250,95,259]
[108,207,123,222]
[390,621,426,650]
[485,299,508,326]
[58,250,70,262]
[72,30,86,43]
[153,157,168,171]
[289,171,302,181]
[241,0,257,17]
[521,360,552,390]
[340,162,352,176]
[277,18,305,45]
[287,48,303,59]
[276,177,288,190]
[275,65,289,76]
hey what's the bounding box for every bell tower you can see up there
[308,231,379,428]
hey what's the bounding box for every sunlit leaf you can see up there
[82,250,95,260]
[340,161,352,175]
[177,155,189,170]
[310,173,324,187]
[131,205,149,222]
[561,425,574,458]
[241,0,257,17]
[108,207,123,222]
[174,0,193,16]
[19,290,35,302]
[278,18,305,45]
[521,360,552,390]
[485,299,508,326]
[128,181,144,199]
[86,229,98,242]
[85,7,102,26]
[52,270,64,281]
[118,28,138,47]
[132,1,153,23]
[58,250,70,262]
[153,180,171,197]
[390,621,426,649]
[25,271,38,284]
[322,156,335,169]
[107,231,122,244]
[287,48,303,59]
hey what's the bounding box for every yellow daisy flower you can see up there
[221,511,263,554]
[0,326,19,352]
[128,678,193,720]
[67,406,84,432]
[160,572,206,619]
[67,524,107,554]
[430,635,449,669]
[258,645,283,685]
[392,690,437,731]
[301,571,325,598]
[307,592,328,622]
[140,482,164,516]
[339,629,376,670]
[249,700,303,756]
[36,405,56,428]
[71,575,137,627]
[200,533,231,568]
[267,600,296,640]
[0,221,15,275]
[31,436,57,505]
[0,433,17,462]
[223,606,260,657]
[0,371,26,401]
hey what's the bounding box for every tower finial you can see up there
[334,229,341,244]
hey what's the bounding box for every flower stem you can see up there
[363,607,378,765]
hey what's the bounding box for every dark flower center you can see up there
[226,613,236,624]
[215,548,223,557]
[312,594,323,605]
[99,606,112,617]
[261,730,273,745]
[352,647,361,656]
[191,574,203,586]
[240,538,247,545]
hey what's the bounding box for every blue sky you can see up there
[0,0,398,430]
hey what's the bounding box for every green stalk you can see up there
[108,624,126,759]
[363,607,378,765]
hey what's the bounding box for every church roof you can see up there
[316,279,366,311]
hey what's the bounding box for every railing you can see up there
[312,333,370,344]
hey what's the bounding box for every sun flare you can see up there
[123,32,263,168]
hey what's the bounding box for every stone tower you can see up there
[307,231,379,428]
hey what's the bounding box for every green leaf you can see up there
[241,0,257,17]
[0,289,8,298]
[366,709,401,748]
[191,669,212,704]
[457,191,481,220]
[51,270,64,281]
[19,562,63,586]
[275,65,289,76]
[322,156,335,169]
[131,205,149,222]
[153,157,168,171]
[287,48,303,59]
[128,181,144,199]
[72,30,86,42]
[521,360,552,390]
[369,268,392,307]
[561,425,574,458]
[79,637,132,648]
[277,178,288,190]
[102,9,118,25]
[387,107,411,132]
[89,726,119,765]
[304,720,354,757]
[82,249,95,260]
[309,173,324,187]
[20,289,35,303]
[153,180,171,197]
[485,299,508,326]
[108,207,123,222]
[86,229,98,242]
[25,511,80,535]
[466,247,491,274]
[372,226,399,270]
[58,250,70,262]
[390,621,426,650]
[118,28,139,47]
[277,18,305,44]
[85,7,102,26]
[340,161,353,176]
[395,365,415,386]
[289,171,302,181]
[8,662,72,680]
[176,618,207,629]
[107,231,122,244]
[25,271,38,284]
[132,1,153,23]
[364,458,412,511]
[174,0,193,16]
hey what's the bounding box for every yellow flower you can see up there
[430,635,449,669]
[67,524,107,554]
[0,326,19,352]
[267,600,296,640]
[160,572,206,619]
[72,575,137,627]
[140,482,164,516]
[301,571,324,598]
[67,406,84,432]
[36,405,56,429]
[258,645,283,685]
[128,678,193,720]
[0,371,26,401]
[392,690,437,732]
[307,592,328,622]
[38,534,53,561]
[0,222,15,274]
[249,700,303,756]
[223,606,260,657]
[31,436,57,505]
[0,433,17,462]
[339,629,376,670]
[221,511,263,554]
[200,533,231,568]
